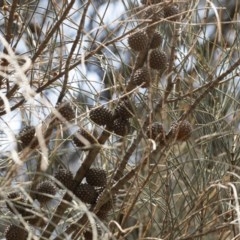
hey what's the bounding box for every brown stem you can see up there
[57,0,91,104]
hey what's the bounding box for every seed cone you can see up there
[72,128,97,149]
[55,168,74,190]
[112,117,130,136]
[18,126,37,150]
[133,67,150,88]
[114,99,134,119]
[95,192,116,220]
[5,224,28,240]
[86,168,107,187]
[6,192,27,216]
[128,31,148,52]
[146,122,166,145]
[144,7,162,22]
[74,183,98,204]
[150,32,162,49]
[90,106,113,126]
[168,120,192,141]
[149,49,168,71]
[56,102,75,122]
[164,4,179,21]
[35,180,57,203]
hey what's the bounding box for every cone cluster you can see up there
[88,100,134,137]
[126,2,182,88]
[146,120,192,143]
[71,168,108,206]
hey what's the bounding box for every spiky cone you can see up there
[18,126,37,150]
[163,4,179,21]
[56,102,75,122]
[167,120,192,141]
[95,193,116,220]
[114,99,134,119]
[55,168,74,190]
[149,49,168,71]
[5,224,28,240]
[85,168,107,187]
[146,122,166,145]
[133,67,150,88]
[128,31,148,52]
[72,128,97,150]
[35,180,57,204]
[96,208,109,220]
[112,117,130,136]
[7,192,38,223]
[150,32,162,49]
[89,105,113,126]
[6,192,28,216]
[74,183,98,204]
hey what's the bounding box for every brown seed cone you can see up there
[74,183,98,204]
[89,106,113,126]
[112,117,130,136]
[94,192,116,220]
[150,32,163,49]
[72,128,97,149]
[168,120,192,141]
[56,102,75,122]
[5,224,28,240]
[35,180,57,204]
[149,49,168,71]
[55,168,74,190]
[114,99,134,119]
[128,31,148,52]
[18,126,37,150]
[6,192,28,216]
[164,4,179,21]
[96,208,109,220]
[144,7,163,22]
[146,122,166,145]
[85,168,107,187]
[133,67,150,88]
